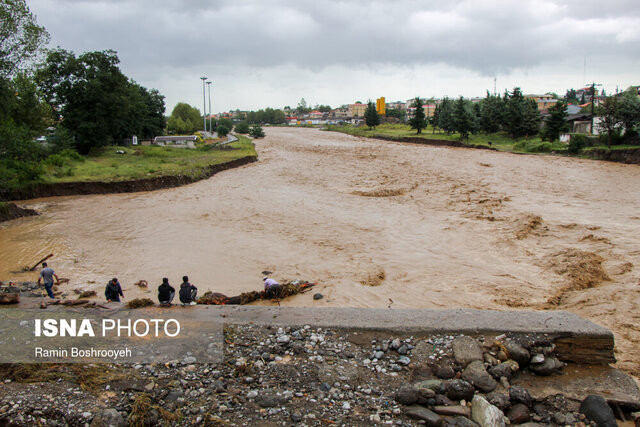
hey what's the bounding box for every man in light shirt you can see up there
[37,262,59,299]
[263,276,281,299]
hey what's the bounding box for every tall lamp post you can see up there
[200,76,207,134]
[206,81,213,133]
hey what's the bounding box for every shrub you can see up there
[217,125,230,137]
[44,154,66,167]
[249,125,265,138]
[568,134,588,153]
[234,122,250,134]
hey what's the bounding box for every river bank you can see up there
[325,124,640,165]
[0,311,638,426]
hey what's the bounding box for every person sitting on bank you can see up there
[158,277,175,307]
[37,262,60,299]
[105,277,124,302]
[263,276,281,299]
[179,276,198,305]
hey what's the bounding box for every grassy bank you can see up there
[325,124,568,154]
[38,136,256,184]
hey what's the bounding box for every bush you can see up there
[44,154,66,167]
[568,134,588,153]
[234,122,250,134]
[249,125,265,138]
[217,125,230,137]
[59,149,84,162]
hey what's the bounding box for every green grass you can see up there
[326,124,569,154]
[41,136,256,183]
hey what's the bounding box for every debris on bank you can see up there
[198,280,316,305]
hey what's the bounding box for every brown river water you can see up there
[1,127,640,378]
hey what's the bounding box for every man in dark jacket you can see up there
[158,278,175,307]
[179,276,197,305]
[105,278,124,302]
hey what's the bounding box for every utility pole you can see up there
[206,81,212,133]
[200,76,207,134]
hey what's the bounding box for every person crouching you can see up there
[179,276,198,305]
[263,276,281,299]
[158,277,175,307]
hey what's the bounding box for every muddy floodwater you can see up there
[1,127,640,378]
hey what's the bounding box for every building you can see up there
[153,135,197,148]
[525,94,558,111]
[407,105,436,118]
[348,103,367,117]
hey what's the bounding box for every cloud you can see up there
[27,0,640,111]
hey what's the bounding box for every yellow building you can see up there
[348,103,367,117]
[525,94,558,111]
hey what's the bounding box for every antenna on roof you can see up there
[494,77,497,96]
[583,57,586,85]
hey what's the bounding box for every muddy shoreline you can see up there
[0,155,258,202]
[0,203,39,223]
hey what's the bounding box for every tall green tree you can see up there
[597,96,621,148]
[0,0,49,78]
[543,101,569,142]
[436,97,455,134]
[504,87,525,139]
[521,98,541,139]
[167,102,201,134]
[479,92,503,134]
[364,100,380,129]
[617,92,640,137]
[453,97,474,140]
[408,97,427,134]
[37,49,165,154]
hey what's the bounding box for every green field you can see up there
[41,136,256,183]
[325,124,569,154]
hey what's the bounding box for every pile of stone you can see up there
[394,335,620,426]
[0,325,636,426]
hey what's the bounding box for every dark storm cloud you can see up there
[29,0,640,86]
[30,1,640,72]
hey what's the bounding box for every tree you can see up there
[479,92,503,134]
[617,92,640,137]
[436,97,455,134]
[386,108,406,121]
[521,98,541,139]
[234,121,250,134]
[217,117,233,131]
[543,101,569,142]
[36,49,166,154]
[167,102,201,134]
[216,124,230,137]
[364,100,380,129]
[0,0,49,78]
[564,89,578,104]
[249,125,265,138]
[452,97,473,140]
[504,87,525,139]
[597,96,622,148]
[296,98,309,115]
[408,97,427,134]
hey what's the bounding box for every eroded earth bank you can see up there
[1,127,639,379]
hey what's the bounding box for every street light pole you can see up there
[200,76,207,134]
[206,81,212,134]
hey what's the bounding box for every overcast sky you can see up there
[29,0,640,114]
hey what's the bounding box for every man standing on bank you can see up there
[105,277,124,302]
[37,262,59,299]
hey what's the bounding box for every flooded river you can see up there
[1,127,640,378]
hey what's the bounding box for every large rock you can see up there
[433,405,471,417]
[395,384,419,405]
[450,417,480,427]
[529,356,563,376]
[0,293,19,304]
[506,403,531,424]
[447,379,475,401]
[509,385,533,407]
[471,395,506,427]
[486,391,510,411]
[462,360,498,393]
[90,409,126,427]
[404,405,444,426]
[503,340,530,367]
[579,395,617,427]
[452,336,484,367]
[488,362,513,380]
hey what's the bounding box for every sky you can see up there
[28,0,640,115]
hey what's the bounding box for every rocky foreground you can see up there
[0,324,639,426]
